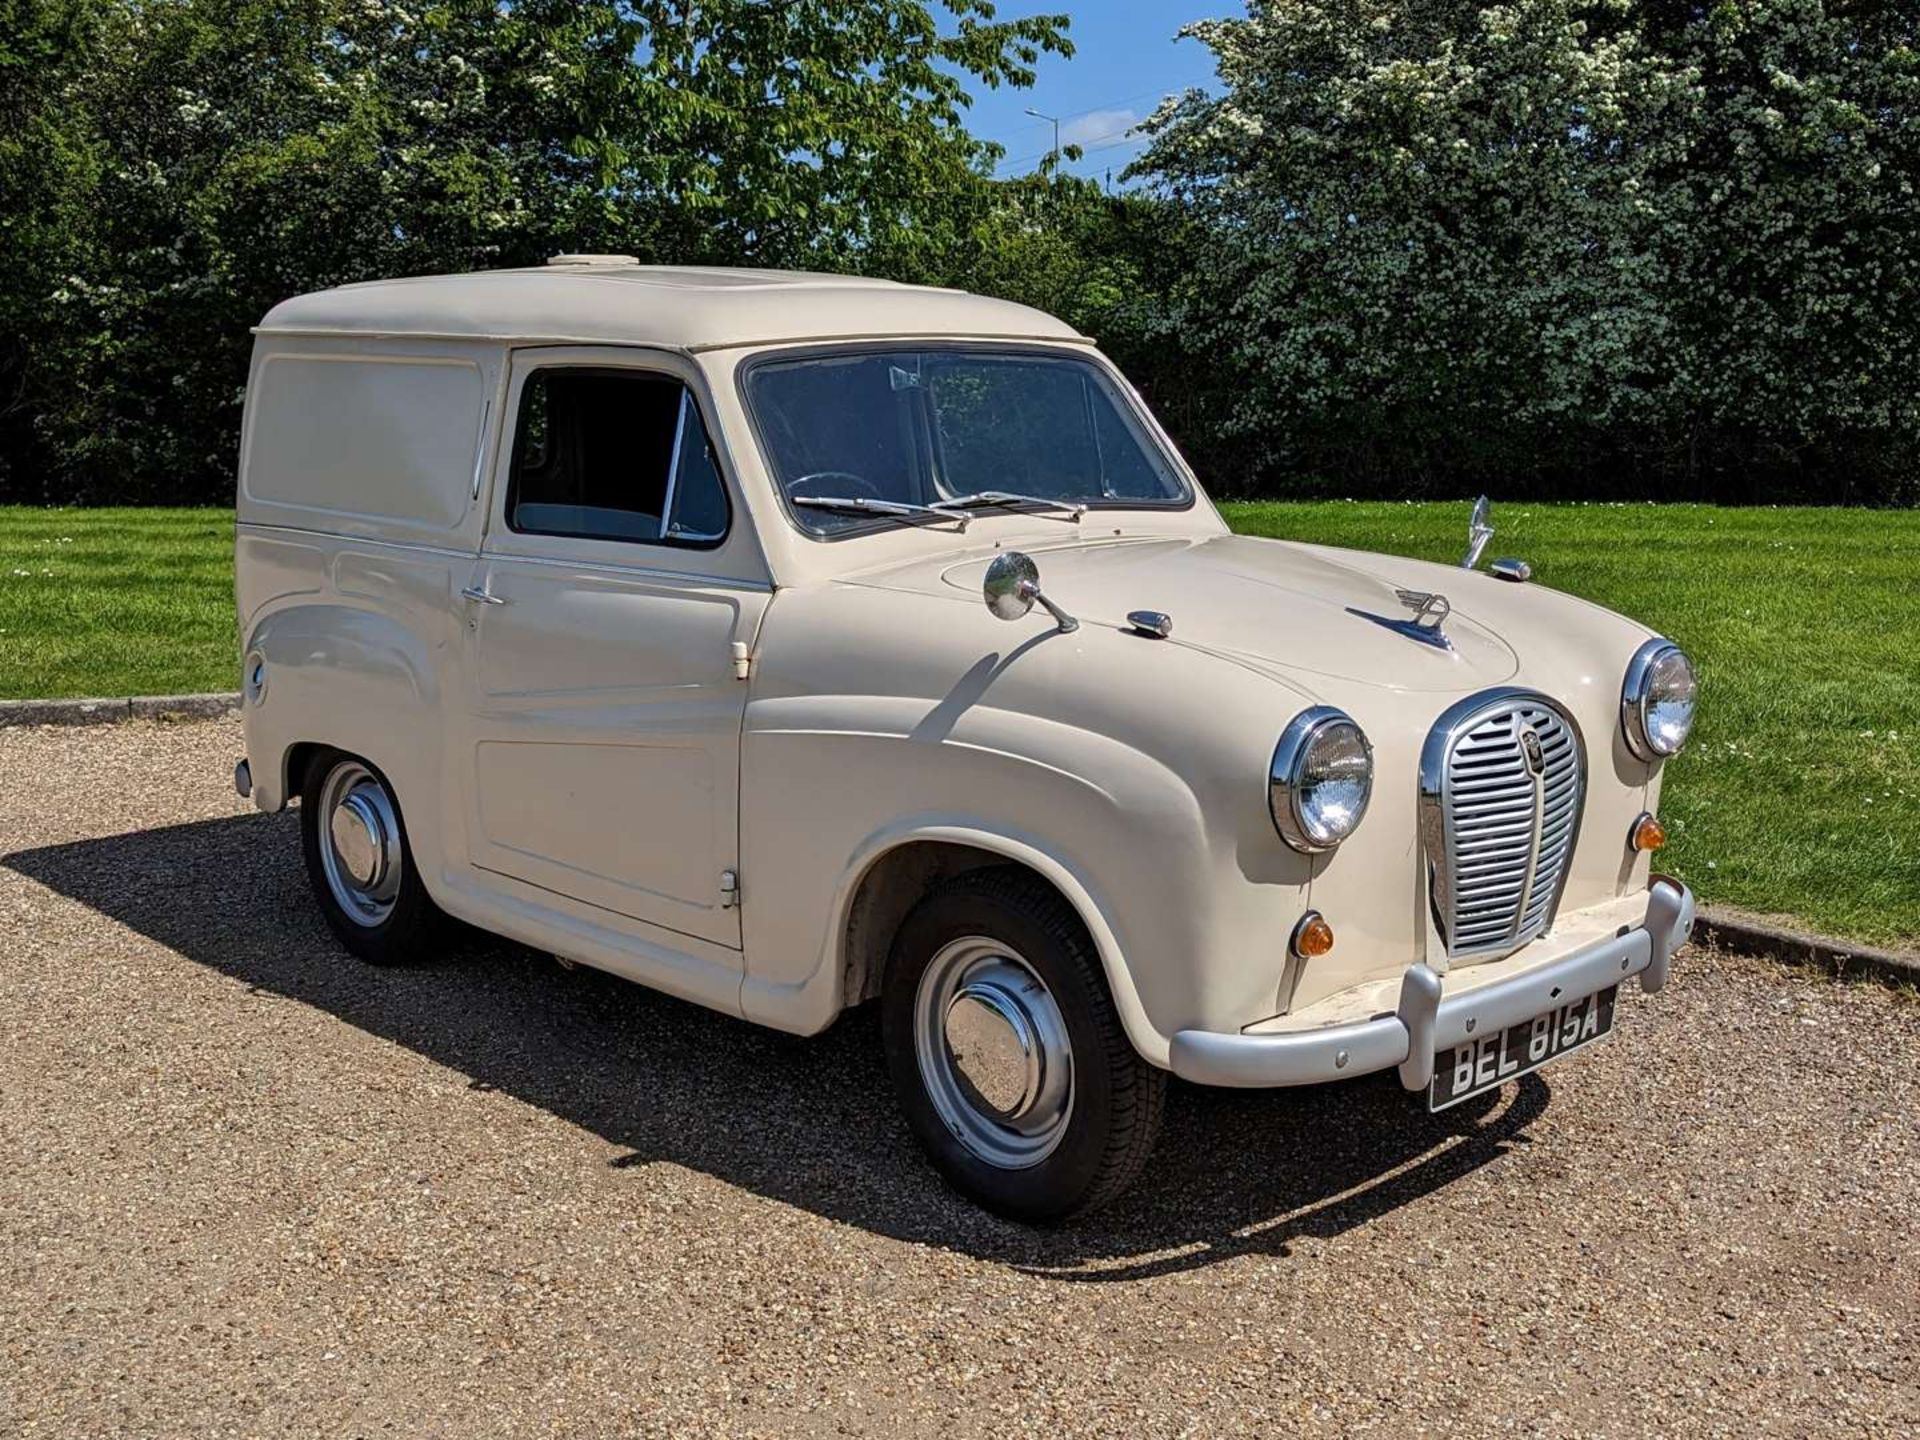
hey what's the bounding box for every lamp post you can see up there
[1025,107,1061,174]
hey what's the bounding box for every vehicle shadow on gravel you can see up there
[8,812,1551,1282]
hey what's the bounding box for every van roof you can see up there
[257,261,1086,351]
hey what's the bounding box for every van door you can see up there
[459,348,769,949]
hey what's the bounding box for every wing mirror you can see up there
[1460,494,1494,570]
[983,551,1079,634]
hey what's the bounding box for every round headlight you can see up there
[1270,707,1374,852]
[1622,640,1697,759]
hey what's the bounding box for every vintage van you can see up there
[234,257,1697,1220]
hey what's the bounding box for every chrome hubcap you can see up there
[914,938,1072,1168]
[317,761,402,926]
[946,987,1036,1116]
[329,796,384,887]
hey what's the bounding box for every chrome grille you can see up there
[1422,693,1585,959]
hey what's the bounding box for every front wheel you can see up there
[300,750,442,964]
[881,868,1166,1222]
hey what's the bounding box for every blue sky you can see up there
[964,2,1240,186]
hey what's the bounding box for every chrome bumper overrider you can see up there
[1169,878,1696,1090]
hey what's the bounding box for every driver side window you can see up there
[508,368,729,546]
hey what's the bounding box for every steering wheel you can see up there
[789,470,883,502]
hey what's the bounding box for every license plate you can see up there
[1427,986,1618,1112]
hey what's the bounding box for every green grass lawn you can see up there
[0,507,237,699]
[2,500,1915,946]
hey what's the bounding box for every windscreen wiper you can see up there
[791,495,970,530]
[933,491,1087,522]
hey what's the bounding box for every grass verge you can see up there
[0,508,236,699]
[2,500,1914,945]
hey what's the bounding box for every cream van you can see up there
[235,258,1697,1220]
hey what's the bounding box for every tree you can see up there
[1130,0,1920,502]
[4,0,1070,503]
[0,0,103,493]
[1632,0,1920,499]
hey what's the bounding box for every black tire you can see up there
[299,749,442,964]
[881,866,1166,1222]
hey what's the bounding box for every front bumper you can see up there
[1169,878,1696,1090]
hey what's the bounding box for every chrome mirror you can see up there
[983,551,1078,634]
[1461,495,1494,570]
[983,552,1038,620]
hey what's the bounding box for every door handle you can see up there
[460,585,509,606]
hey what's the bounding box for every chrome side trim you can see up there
[1168,880,1693,1090]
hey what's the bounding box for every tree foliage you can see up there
[2,0,1916,505]
[1,0,103,482]
[1130,0,1920,501]
[0,0,1067,502]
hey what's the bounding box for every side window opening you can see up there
[508,368,729,546]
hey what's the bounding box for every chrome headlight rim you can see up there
[1270,706,1374,854]
[1621,638,1696,760]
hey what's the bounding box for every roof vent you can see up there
[545,253,639,267]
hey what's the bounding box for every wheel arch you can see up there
[830,823,1169,1068]
[281,740,331,805]
[238,597,446,832]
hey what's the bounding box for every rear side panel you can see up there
[234,334,509,909]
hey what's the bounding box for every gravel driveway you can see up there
[2,718,1915,1438]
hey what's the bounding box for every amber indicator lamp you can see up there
[1291,911,1336,958]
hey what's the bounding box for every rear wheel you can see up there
[881,867,1165,1222]
[300,751,441,963]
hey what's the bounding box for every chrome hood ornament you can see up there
[1395,588,1452,630]
[1461,495,1494,569]
[1463,496,1534,581]
[1347,587,1455,651]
